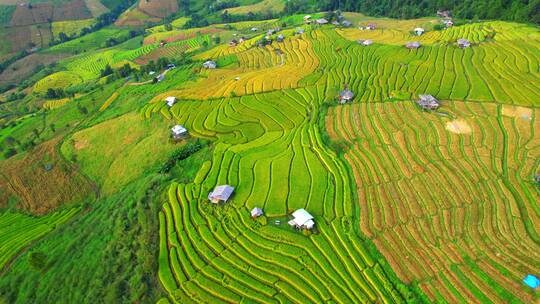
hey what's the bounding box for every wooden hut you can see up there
[338,85,354,104]
[251,207,263,218]
[457,38,471,48]
[288,209,315,230]
[171,125,188,140]
[405,41,421,49]
[416,94,440,110]
[208,185,234,204]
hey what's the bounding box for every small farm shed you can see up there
[316,18,328,25]
[251,207,263,218]
[414,27,425,35]
[358,39,373,46]
[277,34,284,42]
[156,74,165,82]
[229,39,238,46]
[523,274,540,289]
[367,23,376,30]
[406,41,421,49]
[457,38,471,48]
[437,10,451,18]
[251,27,258,31]
[416,94,440,110]
[342,20,352,27]
[443,19,454,27]
[203,60,217,69]
[171,125,188,139]
[535,174,540,184]
[288,209,315,229]
[304,15,311,23]
[208,185,234,204]
[165,96,177,107]
[339,87,354,104]
[296,28,305,34]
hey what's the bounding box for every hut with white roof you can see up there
[171,125,188,140]
[414,27,425,36]
[288,209,315,230]
[208,185,234,204]
[405,41,421,49]
[338,84,354,104]
[416,94,440,110]
[165,96,177,107]
[316,18,329,25]
[251,207,263,218]
[457,38,471,48]
[203,60,217,69]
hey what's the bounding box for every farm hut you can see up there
[159,41,166,47]
[437,10,452,18]
[316,18,329,25]
[208,185,234,204]
[203,60,217,69]
[296,28,305,35]
[251,207,263,218]
[171,125,188,140]
[443,19,454,27]
[239,36,246,43]
[457,38,471,48]
[366,23,376,30]
[358,39,373,46]
[155,74,165,82]
[342,20,352,27]
[523,274,540,289]
[405,41,421,49]
[165,96,177,107]
[250,27,258,31]
[534,174,540,184]
[166,64,176,69]
[229,39,238,47]
[332,20,340,26]
[303,15,312,23]
[416,94,440,110]
[149,71,156,75]
[288,209,315,230]
[338,85,354,104]
[276,34,284,42]
[414,27,425,35]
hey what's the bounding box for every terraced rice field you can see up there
[326,100,539,303]
[0,208,80,270]
[308,22,540,106]
[140,18,540,303]
[33,71,83,93]
[147,87,420,303]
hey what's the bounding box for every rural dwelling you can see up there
[523,274,540,289]
[416,94,440,110]
[250,27,258,31]
[342,20,352,27]
[316,18,328,25]
[443,19,454,27]
[288,209,315,230]
[414,27,425,35]
[406,41,421,49]
[239,37,246,43]
[457,38,471,48]
[251,207,263,218]
[277,34,284,42]
[437,10,451,18]
[229,39,238,47]
[367,23,376,30]
[304,15,311,23]
[171,125,188,140]
[358,39,373,46]
[208,185,234,204]
[165,96,177,107]
[156,74,165,82]
[332,20,340,26]
[339,85,354,104]
[296,28,305,35]
[203,60,217,69]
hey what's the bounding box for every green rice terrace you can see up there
[0,1,539,303]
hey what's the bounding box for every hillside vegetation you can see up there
[0,4,538,304]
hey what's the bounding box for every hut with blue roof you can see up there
[523,274,540,289]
